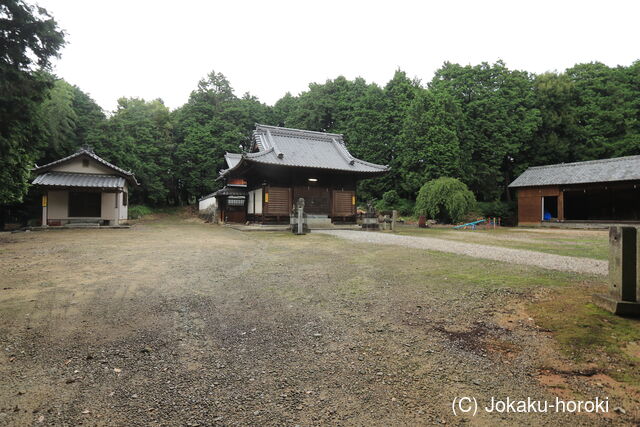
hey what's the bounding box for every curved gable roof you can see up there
[33,148,139,185]
[220,124,389,178]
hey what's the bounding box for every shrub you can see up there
[414,177,476,223]
[375,190,415,215]
[375,190,399,212]
[476,200,515,219]
[128,204,153,219]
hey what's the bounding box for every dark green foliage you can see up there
[0,0,65,204]
[566,62,640,159]
[35,79,106,164]
[397,90,463,197]
[87,98,174,205]
[415,177,476,224]
[476,200,515,220]
[374,189,399,213]
[375,190,414,215]
[274,71,420,200]
[429,61,541,202]
[172,71,274,204]
[127,205,153,219]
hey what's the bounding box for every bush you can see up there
[476,200,515,219]
[128,204,153,219]
[375,190,415,215]
[414,177,476,223]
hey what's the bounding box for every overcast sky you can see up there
[37,0,639,112]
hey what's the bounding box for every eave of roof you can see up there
[217,153,389,181]
[213,186,248,196]
[32,172,126,189]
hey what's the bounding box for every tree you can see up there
[415,177,476,223]
[87,98,174,205]
[0,0,65,204]
[35,79,78,163]
[273,72,421,201]
[397,90,463,197]
[172,71,273,203]
[429,61,540,201]
[565,62,640,159]
[522,72,578,170]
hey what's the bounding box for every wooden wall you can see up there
[264,186,291,215]
[333,190,355,216]
[516,186,563,225]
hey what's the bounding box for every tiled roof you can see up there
[213,186,248,197]
[224,153,242,169]
[33,148,139,185]
[32,172,125,188]
[509,155,640,188]
[220,124,389,178]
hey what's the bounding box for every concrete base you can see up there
[540,222,640,230]
[227,223,360,232]
[593,294,640,316]
[304,215,333,229]
[26,225,130,231]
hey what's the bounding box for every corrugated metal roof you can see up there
[32,172,125,188]
[220,124,389,178]
[509,155,640,188]
[33,148,139,185]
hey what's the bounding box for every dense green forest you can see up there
[2,0,640,224]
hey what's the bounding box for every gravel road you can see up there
[316,230,607,276]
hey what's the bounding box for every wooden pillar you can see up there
[558,190,564,221]
[41,192,48,227]
[115,191,121,226]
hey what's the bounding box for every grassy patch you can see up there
[528,286,640,386]
[128,205,154,219]
[392,226,609,260]
[380,249,586,291]
[128,205,197,221]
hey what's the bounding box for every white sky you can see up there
[37,0,640,112]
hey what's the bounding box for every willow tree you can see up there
[415,177,476,224]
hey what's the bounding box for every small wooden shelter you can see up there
[32,147,138,226]
[217,124,389,224]
[509,155,640,225]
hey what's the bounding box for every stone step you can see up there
[65,222,101,228]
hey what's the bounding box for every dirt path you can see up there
[0,217,634,425]
[316,230,608,276]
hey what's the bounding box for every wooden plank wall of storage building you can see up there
[516,186,561,225]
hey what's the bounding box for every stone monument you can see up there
[593,226,640,316]
[291,198,308,235]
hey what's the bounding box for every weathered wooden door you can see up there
[332,190,355,216]
[294,186,330,215]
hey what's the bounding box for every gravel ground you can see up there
[0,218,634,426]
[316,230,608,276]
